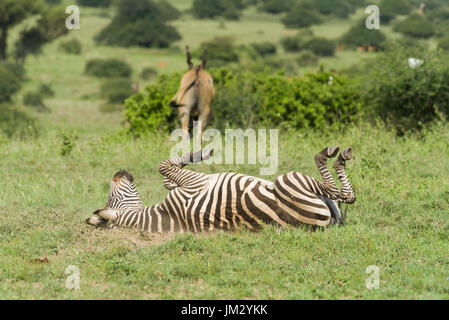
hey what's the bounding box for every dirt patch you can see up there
[113,228,178,247]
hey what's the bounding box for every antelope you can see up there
[169,46,215,143]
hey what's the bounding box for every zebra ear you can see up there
[95,208,119,221]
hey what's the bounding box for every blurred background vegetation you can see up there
[1,0,448,140]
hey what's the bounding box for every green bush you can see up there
[3,62,25,82]
[393,14,435,39]
[435,20,449,38]
[59,38,82,55]
[303,38,335,56]
[280,29,315,52]
[60,130,77,156]
[281,33,334,56]
[438,35,449,51]
[295,50,319,66]
[0,66,21,103]
[280,36,302,52]
[125,73,180,134]
[77,0,111,7]
[157,0,182,21]
[282,2,321,28]
[38,83,54,97]
[23,91,46,110]
[100,78,134,104]
[95,0,181,48]
[140,67,158,80]
[125,67,363,135]
[260,0,295,14]
[341,19,387,48]
[379,0,412,23]
[198,37,240,66]
[362,47,449,132]
[0,104,39,138]
[191,0,244,20]
[85,59,132,78]
[313,0,352,18]
[251,42,277,56]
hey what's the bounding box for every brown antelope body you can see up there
[169,46,215,143]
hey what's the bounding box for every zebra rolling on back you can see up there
[86,147,356,232]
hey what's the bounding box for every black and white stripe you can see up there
[89,147,356,232]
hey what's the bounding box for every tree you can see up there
[191,0,245,20]
[0,0,43,61]
[393,14,435,39]
[282,2,321,29]
[341,19,387,48]
[95,0,181,48]
[13,5,68,62]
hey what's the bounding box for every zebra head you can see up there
[86,170,143,227]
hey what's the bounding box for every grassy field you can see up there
[0,0,448,299]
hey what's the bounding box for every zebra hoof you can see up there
[202,148,214,160]
[85,215,108,228]
[326,146,340,158]
[341,147,353,161]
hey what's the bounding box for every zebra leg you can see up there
[314,146,340,191]
[159,149,213,189]
[333,147,356,204]
[296,146,342,199]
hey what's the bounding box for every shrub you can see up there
[280,36,302,52]
[157,0,181,21]
[85,59,132,78]
[282,2,321,28]
[393,14,435,39]
[341,19,387,48]
[362,47,449,132]
[60,130,78,156]
[76,0,111,7]
[280,30,315,52]
[281,33,334,56]
[303,38,335,56]
[125,73,180,134]
[438,35,449,51]
[100,78,134,104]
[295,50,319,66]
[23,91,46,110]
[191,0,245,20]
[435,20,449,38]
[260,0,295,14]
[95,0,181,48]
[0,104,39,138]
[379,0,412,23]
[59,38,82,55]
[0,67,21,103]
[125,67,363,134]
[251,42,277,56]
[3,62,25,82]
[313,0,352,17]
[39,83,55,97]
[198,37,240,66]
[140,67,158,80]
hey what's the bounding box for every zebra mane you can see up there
[112,170,134,183]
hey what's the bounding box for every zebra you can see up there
[86,147,356,232]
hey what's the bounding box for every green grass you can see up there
[0,123,448,299]
[0,1,448,299]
